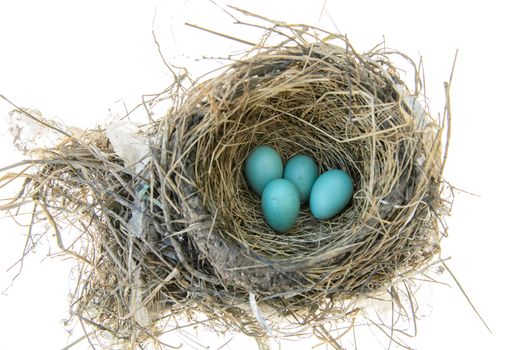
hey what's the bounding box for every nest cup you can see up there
[1,19,448,347]
[162,25,445,313]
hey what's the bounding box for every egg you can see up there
[244,145,283,195]
[310,169,354,220]
[283,154,319,203]
[261,179,300,232]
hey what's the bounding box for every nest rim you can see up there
[159,27,446,299]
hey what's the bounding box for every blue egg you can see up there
[284,154,319,203]
[261,179,300,232]
[310,169,354,220]
[244,145,283,195]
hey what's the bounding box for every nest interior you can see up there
[1,20,448,345]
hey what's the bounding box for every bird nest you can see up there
[1,12,450,349]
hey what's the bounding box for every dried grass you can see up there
[0,9,450,349]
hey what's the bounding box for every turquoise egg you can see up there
[261,179,300,232]
[284,154,319,203]
[244,145,283,195]
[310,169,354,220]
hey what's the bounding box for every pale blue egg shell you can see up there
[310,169,354,220]
[244,145,283,195]
[261,179,300,232]
[284,154,319,203]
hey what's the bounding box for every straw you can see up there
[0,11,449,349]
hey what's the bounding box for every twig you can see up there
[60,332,92,350]
[184,22,256,46]
[0,94,71,138]
[441,260,492,333]
[152,9,178,81]
[37,200,91,265]
[440,49,458,176]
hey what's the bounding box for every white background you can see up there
[1,0,526,349]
